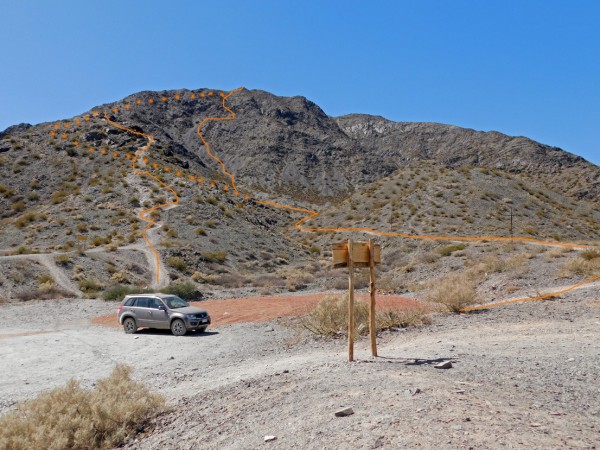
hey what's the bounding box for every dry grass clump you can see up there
[559,254,600,277]
[0,365,166,450]
[301,295,430,337]
[15,287,75,301]
[426,272,478,313]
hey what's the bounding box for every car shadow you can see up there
[133,329,219,338]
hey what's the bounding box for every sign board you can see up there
[332,242,381,268]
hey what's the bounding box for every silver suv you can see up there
[117,293,211,336]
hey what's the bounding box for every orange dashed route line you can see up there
[207,90,598,312]
[196,87,245,196]
[44,88,597,309]
[103,112,178,286]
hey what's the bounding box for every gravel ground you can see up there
[1,289,599,449]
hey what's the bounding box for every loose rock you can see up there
[434,361,453,369]
[335,407,354,417]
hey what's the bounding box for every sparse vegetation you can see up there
[0,365,166,450]
[167,256,188,271]
[301,295,431,337]
[201,251,227,264]
[426,272,479,313]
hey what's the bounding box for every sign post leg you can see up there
[368,238,377,357]
[348,239,355,362]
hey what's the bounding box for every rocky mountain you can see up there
[0,87,598,300]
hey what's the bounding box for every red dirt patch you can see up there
[92,293,425,329]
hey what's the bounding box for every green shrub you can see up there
[78,278,102,293]
[201,251,227,264]
[167,256,187,271]
[163,281,202,300]
[0,365,166,450]
[103,285,138,301]
[437,243,466,257]
[55,254,71,266]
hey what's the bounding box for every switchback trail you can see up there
[201,88,599,311]
[104,112,178,287]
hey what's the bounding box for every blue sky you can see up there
[1,1,598,165]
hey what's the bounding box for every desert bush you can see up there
[191,271,220,283]
[559,256,600,277]
[481,255,507,273]
[78,278,103,293]
[201,251,227,264]
[580,248,600,261]
[426,272,478,313]
[0,365,166,450]
[195,227,207,236]
[437,243,467,257]
[51,190,68,204]
[301,295,430,337]
[15,287,75,301]
[162,281,202,300]
[214,273,248,288]
[103,284,137,301]
[251,274,283,288]
[167,256,187,271]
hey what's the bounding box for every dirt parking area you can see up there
[91,293,422,329]
[1,290,599,449]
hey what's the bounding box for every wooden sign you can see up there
[332,242,381,268]
[332,239,382,362]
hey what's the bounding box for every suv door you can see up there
[147,297,169,329]
[132,297,151,327]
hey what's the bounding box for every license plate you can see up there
[202,319,208,323]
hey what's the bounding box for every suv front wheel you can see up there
[171,319,187,336]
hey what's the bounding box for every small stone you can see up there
[169,356,175,360]
[434,361,452,369]
[335,407,354,417]
[283,369,289,374]
[264,435,277,442]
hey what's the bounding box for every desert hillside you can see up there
[0,87,598,301]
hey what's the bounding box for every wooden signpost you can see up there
[332,239,381,362]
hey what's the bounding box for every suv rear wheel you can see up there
[123,317,137,334]
[171,319,187,336]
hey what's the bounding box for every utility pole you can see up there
[509,206,513,241]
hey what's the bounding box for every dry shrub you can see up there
[250,274,283,288]
[559,256,600,277]
[301,295,430,337]
[191,271,219,283]
[580,248,600,261]
[215,273,248,288]
[15,287,75,301]
[426,272,478,313]
[0,365,166,450]
[481,255,507,273]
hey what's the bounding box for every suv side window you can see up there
[124,298,136,306]
[136,298,149,308]
[147,298,162,309]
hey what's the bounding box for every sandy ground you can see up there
[1,289,599,449]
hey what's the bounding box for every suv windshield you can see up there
[164,296,189,309]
